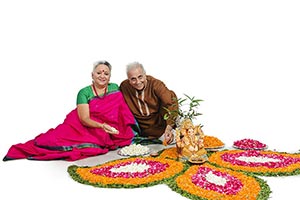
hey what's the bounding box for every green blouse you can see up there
[76,83,119,104]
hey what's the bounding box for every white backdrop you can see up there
[1,1,300,199]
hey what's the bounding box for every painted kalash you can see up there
[175,119,207,163]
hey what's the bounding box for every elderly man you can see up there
[120,61,178,145]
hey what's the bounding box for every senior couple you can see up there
[3,61,178,161]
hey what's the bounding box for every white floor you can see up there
[1,1,300,199]
[1,142,300,200]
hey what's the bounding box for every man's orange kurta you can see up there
[120,75,178,138]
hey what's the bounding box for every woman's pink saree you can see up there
[3,91,135,161]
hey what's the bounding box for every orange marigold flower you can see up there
[208,149,300,175]
[74,157,184,187]
[159,147,178,159]
[175,163,261,200]
[204,135,225,149]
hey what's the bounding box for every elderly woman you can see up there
[3,61,136,161]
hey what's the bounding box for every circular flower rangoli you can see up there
[173,163,269,200]
[208,149,300,175]
[67,147,300,200]
[68,157,184,187]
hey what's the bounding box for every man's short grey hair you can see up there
[126,61,146,75]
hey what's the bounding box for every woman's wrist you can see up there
[99,123,104,128]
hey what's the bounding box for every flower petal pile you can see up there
[204,135,225,149]
[118,144,150,156]
[233,138,267,150]
[209,149,300,175]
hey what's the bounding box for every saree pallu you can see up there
[3,91,135,161]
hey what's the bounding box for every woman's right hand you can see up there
[101,123,119,134]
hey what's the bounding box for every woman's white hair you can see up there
[93,60,112,71]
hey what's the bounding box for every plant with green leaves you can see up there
[164,94,203,126]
